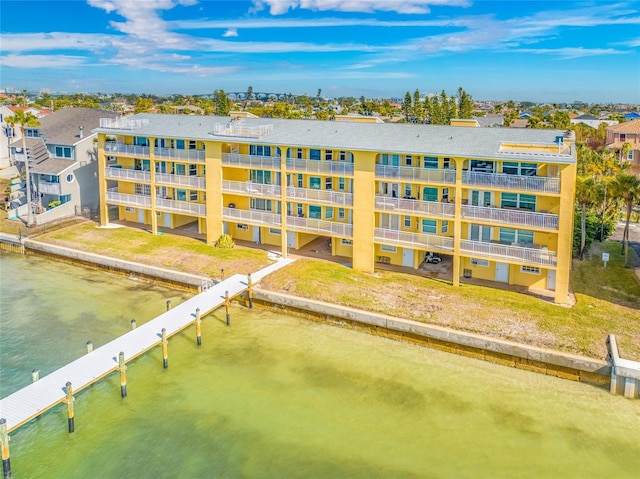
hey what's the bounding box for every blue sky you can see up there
[1,0,639,103]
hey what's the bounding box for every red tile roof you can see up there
[607,119,640,133]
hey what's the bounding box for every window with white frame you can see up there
[309,177,321,189]
[339,150,346,161]
[423,156,438,169]
[310,149,321,160]
[338,208,345,220]
[237,224,249,230]
[176,189,187,201]
[134,183,151,195]
[325,150,333,161]
[499,228,534,245]
[309,205,322,218]
[404,184,412,197]
[381,244,397,252]
[404,216,411,228]
[443,158,452,169]
[250,198,272,211]
[190,190,198,201]
[502,162,537,176]
[471,258,489,267]
[421,219,437,234]
[338,178,345,191]
[520,265,541,274]
[249,145,271,156]
[341,239,353,246]
[325,177,333,190]
[501,193,536,211]
[326,207,333,219]
[297,174,303,187]
[54,146,72,158]
[441,220,449,234]
[189,164,197,176]
[405,155,413,166]
[269,228,281,235]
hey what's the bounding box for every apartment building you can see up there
[95,114,576,304]
[605,119,640,176]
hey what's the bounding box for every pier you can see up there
[0,257,294,433]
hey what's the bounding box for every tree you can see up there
[213,89,231,116]
[6,110,40,226]
[574,176,602,258]
[610,172,640,263]
[317,88,322,99]
[402,91,412,121]
[457,87,474,119]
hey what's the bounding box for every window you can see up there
[133,137,149,146]
[250,145,271,156]
[423,187,438,202]
[326,207,333,219]
[174,164,186,175]
[470,160,494,173]
[309,205,322,218]
[405,155,413,166]
[189,164,197,176]
[190,190,198,201]
[251,170,272,184]
[309,177,321,189]
[421,219,437,234]
[25,128,40,138]
[250,198,272,211]
[441,220,449,234]
[499,228,534,245]
[443,158,451,169]
[297,174,303,188]
[381,244,397,253]
[339,150,346,161]
[380,154,400,166]
[325,150,333,161]
[188,140,196,150]
[135,184,151,195]
[503,162,537,176]
[338,178,345,191]
[310,149,321,160]
[471,258,489,267]
[297,148,303,159]
[176,189,187,201]
[404,184,412,197]
[54,146,72,158]
[297,203,303,216]
[404,216,411,228]
[176,139,186,150]
[269,228,281,235]
[237,224,249,230]
[325,177,332,190]
[501,193,536,211]
[442,188,449,202]
[619,134,626,142]
[470,224,492,242]
[521,265,541,274]
[341,239,353,246]
[423,157,438,169]
[338,208,345,220]
[125,207,134,213]
[65,173,75,184]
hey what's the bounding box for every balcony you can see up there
[104,142,150,157]
[222,153,281,170]
[287,216,353,237]
[459,240,557,267]
[156,198,205,216]
[105,167,150,183]
[461,205,559,230]
[374,228,455,252]
[37,181,61,195]
[375,166,456,184]
[286,159,354,176]
[462,171,560,193]
[154,148,205,163]
[106,189,151,208]
[223,207,281,227]
[223,180,281,197]
[156,173,205,189]
[375,196,455,217]
[287,187,353,206]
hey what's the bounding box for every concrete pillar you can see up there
[624,377,638,399]
[351,151,376,272]
[452,158,464,287]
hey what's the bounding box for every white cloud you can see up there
[223,28,239,37]
[251,0,469,15]
[1,54,88,68]
[0,32,114,52]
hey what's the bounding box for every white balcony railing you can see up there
[106,190,151,208]
[374,228,455,252]
[37,181,61,195]
[221,153,281,169]
[104,142,150,157]
[459,239,557,266]
[287,216,353,237]
[287,187,353,206]
[461,205,559,230]
[223,180,281,197]
[374,196,455,217]
[156,198,206,216]
[156,173,205,189]
[286,159,354,176]
[154,148,205,163]
[105,167,151,182]
[463,171,560,193]
[223,207,282,227]
[375,166,456,184]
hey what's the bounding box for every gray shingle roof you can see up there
[95,113,575,164]
[38,108,120,146]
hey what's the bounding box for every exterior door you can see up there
[470,190,493,207]
[137,208,145,223]
[402,248,414,267]
[253,225,261,244]
[287,231,296,248]
[495,262,509,283]
[547,269,556,291]
[470,224,492,242]
[163,213,171,227]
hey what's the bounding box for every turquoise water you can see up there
[1,253,639,478]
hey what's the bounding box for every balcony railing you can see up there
[374,196,455,217]
[287,216,353,237]
[223,180,281,197]
[106,190,151,208]
[154,148,205,163]
[287,187,353,206]
[223,207,282,227]
[156,173,205,189]
[461,205,559,230]
[104,142,150,157]
[156,198,205,216]
[285,159,354,176]
[462,171,560,193]
[105,167,151,182]
[374,228,455,252]
[375,166,456,184]
[459,240,557,267]
[221,153,281,169]
[37,181,61,195]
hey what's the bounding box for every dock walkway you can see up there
[0,257,295,432]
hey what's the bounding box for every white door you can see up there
[137,208,145,223]
[470,190,493,207]
[223,222,228,235]
[287,231,296,248]
[402,248,414,267]
[470,224,492,242]
[495,262,509,283]
[163,213,171,227]
[253,225,261,244]
[547,269,556,291]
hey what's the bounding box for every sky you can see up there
[1,0,639,103]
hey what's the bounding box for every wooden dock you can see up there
[0,257,294,433]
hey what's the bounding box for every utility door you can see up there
[546,269,556,291]
[287,231,296,248]
[253,225,261,244]
[495,262,509,283]
[402,248,414,267]
[137,208,145,223]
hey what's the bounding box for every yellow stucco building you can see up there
[95,113,576,303]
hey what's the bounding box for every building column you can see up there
[352,151,376,272]
[554,162,577,304]
[452,158,464,286]
[149,137,158,235]
[204,141,223,245]
[280,148,288,258]
[97,134,109,226]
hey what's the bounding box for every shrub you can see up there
[215,234,235,248]
[48,200,62,209]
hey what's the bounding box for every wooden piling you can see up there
[118,352,127,398]
[1,418,10,478]
[31,369,40,383]
[65,382,75,433]
[195,308,202,346]
[166,300,171,311]
[247,273,253,309]
[161,328,168,368]
[86,340,93,353]
[225,290,230,326]
[130,319,137,330]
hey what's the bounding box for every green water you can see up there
[1,253,639,478]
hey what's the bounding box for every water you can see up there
[1,253,639,478]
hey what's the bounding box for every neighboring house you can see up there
[0,106,50,168]
[473,114,504,128]
[95,113,576,304]
[605,119,640,177]
[10,107,120,225]
[623,112,640,121]
[570,114,618,129]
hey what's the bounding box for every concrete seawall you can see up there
[252,289,612,388]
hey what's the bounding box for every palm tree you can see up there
[610,172,640,263]
[575,176,602,258]
[6,110,40,227]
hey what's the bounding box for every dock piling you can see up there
[65,382,75,433]
[86,340,93,354]
[130,319,137,330]
[225,291,230,326]
[166,300,171,311]
[161,328,168,368]
[118,352,127,398]
[31,369,40,383]
[195,308,202,346]
[247,274,253,309]
[1,418,11,478]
